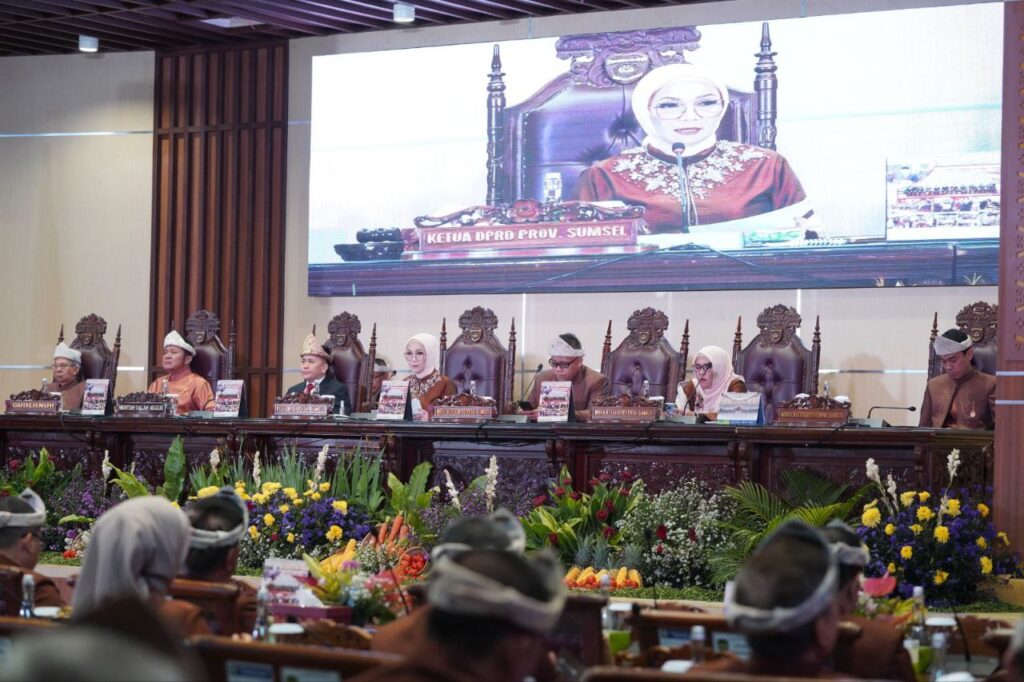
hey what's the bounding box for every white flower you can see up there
[209,448,221,471]
[865,458,880,485]
[947,449,961,482]
[886,474,898,503]
[444,470,461,511]
[252,451,262,489]
[313,445,329,485]
[484,456,499,514]
[101,450,112,480]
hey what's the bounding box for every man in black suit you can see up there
[286,332,350,415]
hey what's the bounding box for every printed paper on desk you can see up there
[712,392,764,425]
[214,380,244,418]
[377,380,410,420]
[537,381,573,422]
[81,379,110,416]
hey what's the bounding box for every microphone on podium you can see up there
[850,404,917,428]
[672,142,690,234]
[516,363,545,410]
[867,405,917,419]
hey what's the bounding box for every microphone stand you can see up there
[516,364,545,410]
[673,145,691,234]
[849,405,917,429]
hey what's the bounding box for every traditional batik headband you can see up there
[826,519,871,568]
[188,486,249,549]
[548,336,585,358]
[933,334,973,357]
[0,489,46,529]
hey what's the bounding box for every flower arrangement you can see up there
[857,451,1019,604]
[302,554,407,626]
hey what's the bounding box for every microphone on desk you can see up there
[867,405,917,419]
[847,405,917,429]
[672,142,691,233]
[517,364,545,410]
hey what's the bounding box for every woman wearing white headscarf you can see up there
[676,345,746,419]
[574,63,811,235]
[404,333,457,411]
[73,496,210,638]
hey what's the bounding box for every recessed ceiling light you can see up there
[78,35,98,52]
[200,16,264,29]
[393,3,415,24]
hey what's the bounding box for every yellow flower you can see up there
[981,556,993,575]
[884,524,895,536]
[887,562,897,575]
[332,500,348,513]
[916,506,934,522]
[235,480,246,487]
[283,487,298,500]
[251,493,268,505]
[910,524,923,534]
[248,526,259,540]
[933,526,949,544]
[900,491,917,508]
[864,499,879,510]
[263,513,275,526]
[918,491,931,503]
[319,482,330,492]
[976,536,987,549]
[861,507,882,528]
[934,570,949,585]
[998,532,1010,545]
[311,492,321,501]
[946,499,961,517]
[294,498,304,507]
[286,533,295,543]
[978,503,990,518]
[303,489,315,497]
[279,505,290,514]
[261,482,282,494]
[197,485,220,499]
[325,525,343,542]
[900,545,913,560]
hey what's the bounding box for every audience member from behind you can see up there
[44,342,86,411]
[823,520,915,682]
[1005,618,1024,682]
[0,489,65,607]
[184,486,257,634]
[354,547,566,682]
[72,496,210,638]
[694,520,840,678]
[920,328,995,429]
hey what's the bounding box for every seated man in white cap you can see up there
[147,331,215,416]
[285,332,350,414]
[44,342,86,411]
[353,547,566,682]
[920,328,995,429]
[526,333,609,413]
[182,487,257,635]
[0,489,66,607]
[693,520,841,678]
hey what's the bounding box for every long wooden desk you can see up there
[0,415,993,500]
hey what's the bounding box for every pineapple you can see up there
[591,536,610,570]
[573,536,593,570]
[622,543,644,570]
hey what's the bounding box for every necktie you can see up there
[305,382,315,395]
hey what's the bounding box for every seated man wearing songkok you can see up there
[285,332,350,415]
[353,545,566,682]
[527,333,609,412]
[824,521,915,682]
[920,328,995,429]
[183,487,257,635]
[147,331,215,416]
[44,342,86,411]
[0,489,66,607]
[368,357,396,409]
[691,520,841,678]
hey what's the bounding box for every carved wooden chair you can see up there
[486,25,779,205]
[732,304,821,424]
[324,312,377,412]
[439,307,516,412]
[168,578,242,636]
[182,309,235,389]
[186,635,401,682]
[600,309,687,404]
[928,301,997,380]
[547,592,607,668]
[57,313,121,393]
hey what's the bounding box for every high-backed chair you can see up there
[600,309,688,403]
[168,578,242,636]
[57,313,121,393]
[732,304,820,423]
[438,307,516,412]
[485,25,779,204]
[324,312,376,412]
[927,301,997,379]
[182,309,235,389]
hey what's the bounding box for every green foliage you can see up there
[108,465,152,499]
[329,444,386,521]
[1,448,57,496]
[386,462,437,536]
[261,446,310,492]
[156,436,186,501]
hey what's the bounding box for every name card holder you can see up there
[5,398,61,415]
[774,395,850,427]
[272,397,334,420]
[115,395,175,418]
[430,405,497,423]
[590,405,660,423]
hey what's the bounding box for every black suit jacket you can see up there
[286,372,350,415]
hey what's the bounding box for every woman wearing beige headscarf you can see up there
[676,345,746,419]
[404,333,457,412]
[72,496,210,638]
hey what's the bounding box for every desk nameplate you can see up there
[5,399,61,415]
[591,405,660,423]
[430,405,496,423]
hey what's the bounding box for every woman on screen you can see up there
[675,345,747,419]
[404,333,457,413]
[573,63,812,235]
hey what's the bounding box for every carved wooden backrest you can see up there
[57,313,121,393]
[600,308,684,403]
[168,578,242,636]
[928,302,998,380]
[439,306,516,412]
[183,309,235,388]
[732,304,821,423]
[0,567,22,616]
[325,312,376,412]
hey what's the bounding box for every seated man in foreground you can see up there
[526,333,609,414]
[44,342,86,411]
[0,489,66,607]
[920,328,995,429]
[183,486,257,635]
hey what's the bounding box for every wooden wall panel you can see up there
[150,43,288,417]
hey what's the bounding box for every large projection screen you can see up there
[308,3,1001,297]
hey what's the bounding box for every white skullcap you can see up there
[188,486,249,550]
[0,488,47,529]
[548,336,585,358]
[163,330,195,355]
[53,342,82,365]
[933,334,972,357]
